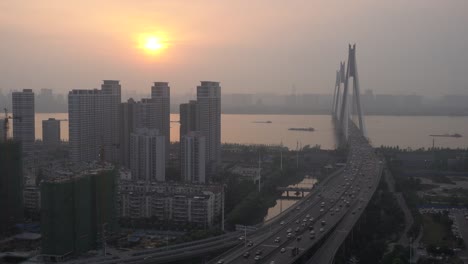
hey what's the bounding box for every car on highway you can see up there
[217,259,224,264]
[296,235,302,241]
[274,237,281,243]
[280,221,285,225]
[287,233,293,239]
[287,228,292,233]
[254,255,262,261]
[255,249,263,255]
[243,252,250,258]
[247,241,253,247]
[280,248,286,253]
[320,227,325,233]
[321,220,326,226]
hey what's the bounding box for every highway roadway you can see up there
[66,166,346,264]
[211,124,382,264]
[306,162,383,263]
[66,124,380,264]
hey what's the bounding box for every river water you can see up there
[31,113,468,221]
[33,113,468,150]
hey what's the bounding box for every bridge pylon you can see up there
[336,44,367,143]
[332,62,345,120]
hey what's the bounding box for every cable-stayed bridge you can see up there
[67,45,383,264]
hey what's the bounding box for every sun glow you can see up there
[137,33,168,55]
[145,37,163,51]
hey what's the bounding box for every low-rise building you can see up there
[24,186,41,213]
[118,181,221,227]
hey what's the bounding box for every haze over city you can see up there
[2,2,468,264]
[1,0,468,95]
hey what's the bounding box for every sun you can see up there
[138,34,168,55]
[145,37,163,51]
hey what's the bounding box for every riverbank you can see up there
[225,148,342,227]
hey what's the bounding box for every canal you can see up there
[263,176,318,221]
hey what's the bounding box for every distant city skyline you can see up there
[1,1,468,96]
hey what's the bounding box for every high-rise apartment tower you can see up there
[68,81,121,163]
[130,128,165,182]
[12,89,35,156]
[42,118,61,146]
[196,81,221,178]
[181,131,206,184]
[151,82,170,162]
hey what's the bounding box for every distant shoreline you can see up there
[35,111,468,117]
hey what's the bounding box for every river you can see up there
[32,113,468,150]
[30,113,468,221]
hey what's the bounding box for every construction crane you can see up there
[3,108,21,142]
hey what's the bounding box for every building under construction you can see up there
[0,140,23,235]
[40,165,118,261]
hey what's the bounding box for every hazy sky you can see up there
[1,0,467,96]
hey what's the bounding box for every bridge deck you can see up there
[210,122,382,264]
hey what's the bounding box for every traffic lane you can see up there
[223,150,373,264]
[222,179,345,264]
[259,171,369,263]
[228,182,348,264]
[306,163,382,263]
[307,198,365,263]
[261,160,380,263]
[228,197,335,264]
[263,187,364,264]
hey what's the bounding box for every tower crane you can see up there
[3,108,21,142]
